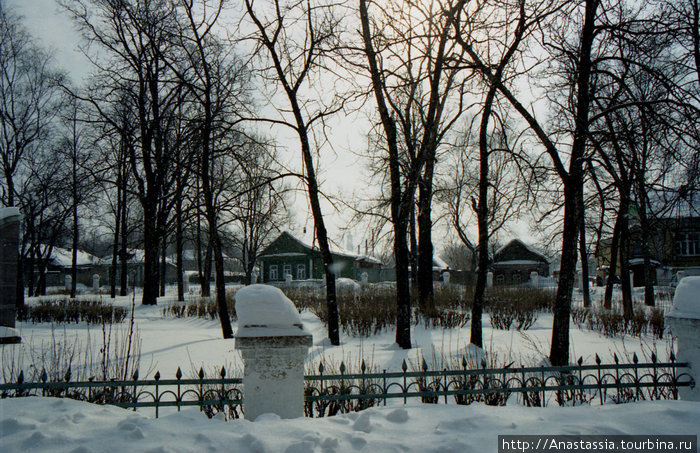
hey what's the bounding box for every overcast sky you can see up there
[4,0,537,258]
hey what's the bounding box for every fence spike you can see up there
[577,357,583,366]
[633,353,639,364]
[17,370,24,384]
[65,367,72,382]
[422,358,428,372]
[670,351,676,363]
[40,369,47,383]
[595,354,601,366]
[651,352,657,364]
[198,367,205,379]
[132,369,139,381]
[401,360,408,373]
[461,356,467,370]
[176,367,182,380]
[361,360,366,373]
[339,362,346,374]
[614,353,619,364]
[481,358,487,369]
[220,366,226,378]
[154,371,161,381]
[318,362,324,374]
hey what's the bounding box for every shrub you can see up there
[16,298,127,325]
[161,294,237,321]
[649,308,665,339]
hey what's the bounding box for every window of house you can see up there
[675,232,700,257]
[512,273,521,284]
[284,264,292,279]
[496,274,505,285]
[269,265,278,281]
[297,264,306,280]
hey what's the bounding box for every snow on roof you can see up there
[494,239,549,263]
[47,246,99,268]
[433,256,449,270]
[277,231,382,263]
[99,249,175,266]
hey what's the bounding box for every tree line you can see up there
[1,0,698,365]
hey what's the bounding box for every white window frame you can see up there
[283,264,292,279]
[269,265,278,281]
[296,264,306,280]
[675,232,700,257]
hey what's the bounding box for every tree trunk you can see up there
[417,164,435,314]
[578,210,591,308]
[160,234,167,297]
[176,197,184,302]
[603,215,621,310]
[110,191,120,299]
[409,206,418,285]
[550,180,581,365]
[549,0,597,367]
[618,195,633,319]
[119,180,129,296]
[71,201,79,299]
[637,188,655,306]
[394,216,412,349]
[141,201,160,305]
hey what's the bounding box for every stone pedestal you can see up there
[0,207,21,344]
[234,284,312,420]
[65,274,72,291]
[92,274,100,291]
[442,272,450,284]
[361,272,369,286]
[236,333,312,420]
[666,276,700,401]
[486,271,493,288]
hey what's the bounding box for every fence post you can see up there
[0,207,21,344]
[234,284,312,420]
[666,276,700,401]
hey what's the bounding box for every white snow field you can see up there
[1,282,699,452]
[1,397,699,453]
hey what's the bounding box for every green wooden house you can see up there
[258,232,382,282]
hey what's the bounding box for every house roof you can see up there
[99,249,175,266]
[260,231,382,264]
[493,239,549,264]
[48,246,100,268]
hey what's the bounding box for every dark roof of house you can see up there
[493,239,549,265]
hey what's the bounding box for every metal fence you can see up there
[1,353,694,419]
[0,366,243,419]
[303,353,695,417]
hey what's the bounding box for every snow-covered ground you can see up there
[4,285,676,380]
[1,283,698,452]
[2,397,698,453]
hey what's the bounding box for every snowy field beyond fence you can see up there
[2,283,699,453]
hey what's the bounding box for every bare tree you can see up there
[359,0,468,347]
[62,0,186,306]
[242,0,344,345]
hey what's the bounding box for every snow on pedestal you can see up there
[0,207,20,343]
[666,276,700,401]
[234,284,312,420]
